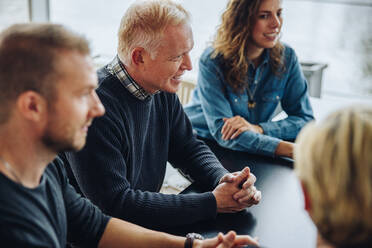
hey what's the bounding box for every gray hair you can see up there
[117,0,190,65]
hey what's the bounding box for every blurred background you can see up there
[1,0,371,99]
[1,0,371,192]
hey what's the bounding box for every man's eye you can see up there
[171,55,183,61]
[82,90,93,97]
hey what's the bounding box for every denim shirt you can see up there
[184,44,314,157]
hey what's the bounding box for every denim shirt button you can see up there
[234,99,238,102]
[276,96,280,100]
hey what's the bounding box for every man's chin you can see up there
[168,81,181,93]
[46,140,86,154]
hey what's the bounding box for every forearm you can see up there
[274,140,294,158]
[209,126,281,157]
[170,139,228,189]
[98,218,185,248]
[99,189,217,229]
[259,115,311,141]
[169,101,228,189]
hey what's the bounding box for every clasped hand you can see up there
[221,116,263,140]
[213,167,261,213]
[194,231,259,248]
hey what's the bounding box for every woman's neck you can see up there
[246,44,265,68]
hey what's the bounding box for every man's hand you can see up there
[194,231,259,248]
[218,167,261,207]
[221,116,263,140]
[213,167,260,212]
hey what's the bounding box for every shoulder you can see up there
[97,66,114,84]
[200,46,223,67]
[199,46,226,81]
[200,46,215,61]
[281,43,298,64]
[96,66,127,105]
[45,156,68,187]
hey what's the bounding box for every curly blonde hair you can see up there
[295,106,372,247]
[212,0,284,93]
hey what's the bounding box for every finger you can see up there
[238,193,256,206]
[218,232,224,242]
[233,188,256,201]
[230,130,241,140]
[221,123,227,140]
[235,188,256,204]
[222,122,234,140]
[233,235,259,247]
[233,167,250,186]
[224,124,237,140]
[253,190,262,203]
[233,187,253,201]
[244,191,261,206]
[219,173,235,184]
[201,234,222,247]
[221,121,229,138]
[218,231,236,248]
[242,173,256,189]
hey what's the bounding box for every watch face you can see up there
[186,232,204,240]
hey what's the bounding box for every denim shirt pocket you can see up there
[258,90,283,119]
[261,91,282,103]
[228,92,249,115]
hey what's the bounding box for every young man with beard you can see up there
[0,23,259,248]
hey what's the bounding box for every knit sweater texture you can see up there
[65,66,229,229]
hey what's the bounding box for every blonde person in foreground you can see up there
[294,106,372,248]
[0,23,259,248]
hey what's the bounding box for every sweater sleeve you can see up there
[168,94,229,189]
[65,108,219,230]
[52,158,110,247]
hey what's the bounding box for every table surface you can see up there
[165,139,317,248]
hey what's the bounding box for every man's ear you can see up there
[16,91,48,122]
[131,47,145,65]
[300,181,311,213]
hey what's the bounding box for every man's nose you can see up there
[181,53,192,71]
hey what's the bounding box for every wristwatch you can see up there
[184,233,204,248]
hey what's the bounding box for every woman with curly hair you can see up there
[185,0,314,158]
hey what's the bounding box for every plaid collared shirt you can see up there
[106,55,154,101]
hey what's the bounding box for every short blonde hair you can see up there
[294,106,372,247]
[117,0,190,65]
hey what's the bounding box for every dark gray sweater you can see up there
[64,67,228,229]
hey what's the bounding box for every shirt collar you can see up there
[106,55,155,101]
[249,49,270,69]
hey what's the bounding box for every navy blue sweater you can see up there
[65,67,228,229]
